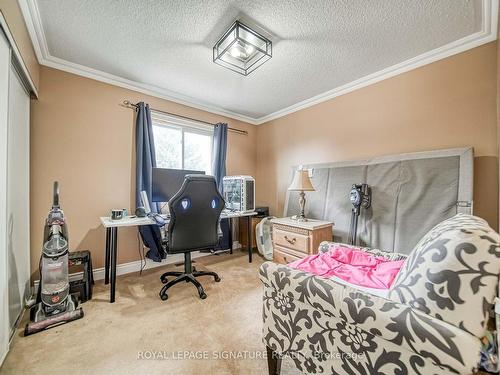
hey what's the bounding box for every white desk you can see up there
[100,210,257,228]
[99,211,257,303]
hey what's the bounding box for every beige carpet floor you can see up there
[1,251,299,375]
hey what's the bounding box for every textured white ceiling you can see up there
[35,0,483,120]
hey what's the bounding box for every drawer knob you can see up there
[284,235,296,245]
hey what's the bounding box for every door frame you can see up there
[0,28,11,366]
[0,11,36,366]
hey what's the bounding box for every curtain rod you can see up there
[121,100,248,135]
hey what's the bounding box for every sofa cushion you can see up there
[389,214,500,337]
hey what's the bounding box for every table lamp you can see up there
[288,168,315,221]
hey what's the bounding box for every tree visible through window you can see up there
[152,112,213,174]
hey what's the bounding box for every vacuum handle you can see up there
[53,181,60,208]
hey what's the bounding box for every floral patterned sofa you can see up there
[260,214,500,374]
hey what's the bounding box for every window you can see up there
[152,111,213,174]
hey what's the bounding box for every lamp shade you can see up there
[288,169,315,191]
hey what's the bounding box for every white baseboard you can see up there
[32,246,244,291]
[0,346,7,369]
[95,251,209,280]
[33,251,211,291]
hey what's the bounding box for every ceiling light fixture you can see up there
[213,20,272,76]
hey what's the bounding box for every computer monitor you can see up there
[152,168,206,202]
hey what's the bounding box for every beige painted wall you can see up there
[27,40,500,273]
[0,0,39,90]
[497,18,500,233]
[30,66,257,273]
[256,42,499,230]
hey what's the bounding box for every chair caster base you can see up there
[157,253,220,301]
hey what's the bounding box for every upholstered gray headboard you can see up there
[284,147,473,254]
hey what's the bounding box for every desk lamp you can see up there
[288,168,315,222]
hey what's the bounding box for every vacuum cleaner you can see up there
[347,183,371,246]
[25,182,84,336]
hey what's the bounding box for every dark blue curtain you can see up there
[211,123,228,192]
[135,102,157,211]
[135,102,165,261]
[212,123,229,250]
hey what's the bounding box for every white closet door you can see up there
[0,32,10,366]
[6,63,30,336]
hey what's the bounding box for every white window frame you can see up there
[151,110,214,171]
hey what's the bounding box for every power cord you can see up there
[137,230,146,275]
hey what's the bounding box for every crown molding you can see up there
[255,0,499,124]
[19,0,498,126]
[0,11,38,97]
[17,0,259,125]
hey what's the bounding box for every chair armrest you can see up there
[260,261,481,373]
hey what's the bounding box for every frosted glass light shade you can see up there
[213,21,272,76]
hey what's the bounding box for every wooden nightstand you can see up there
[271,217,333,265]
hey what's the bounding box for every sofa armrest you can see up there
[496,288,500,372]
[260,261,481,374]
[319,241,408,261]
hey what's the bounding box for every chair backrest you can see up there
[167,175,224,253]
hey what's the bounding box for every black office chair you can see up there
[159,174,224,301]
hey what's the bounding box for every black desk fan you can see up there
[347,184,371,246]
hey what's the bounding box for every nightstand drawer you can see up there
[273,247,302,264]
[274,229,310,253]
[271,218,333,265]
